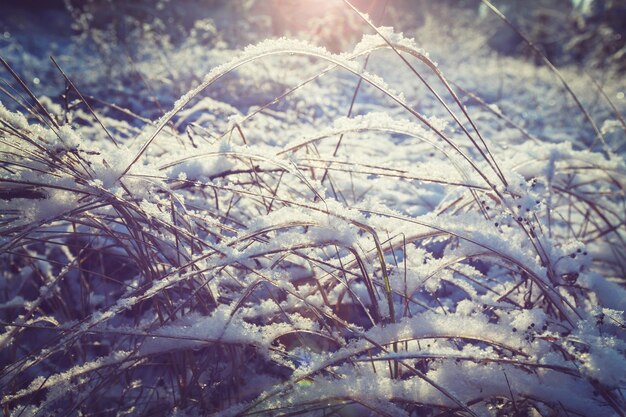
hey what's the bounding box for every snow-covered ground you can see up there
[1,1,625,416]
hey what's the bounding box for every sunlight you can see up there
[270,0,380,23]
[269,0,377,51]
[271,0,345,32]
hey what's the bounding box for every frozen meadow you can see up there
[1,1,625,416]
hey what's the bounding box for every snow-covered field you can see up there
[1,1,625,416]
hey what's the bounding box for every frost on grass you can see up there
[1,10,626,417]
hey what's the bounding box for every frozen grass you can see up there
[1,1,626,416]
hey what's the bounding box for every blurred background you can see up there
[1,0,624,128]
[2,0,625,69]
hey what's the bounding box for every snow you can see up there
[1,1,625,416]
